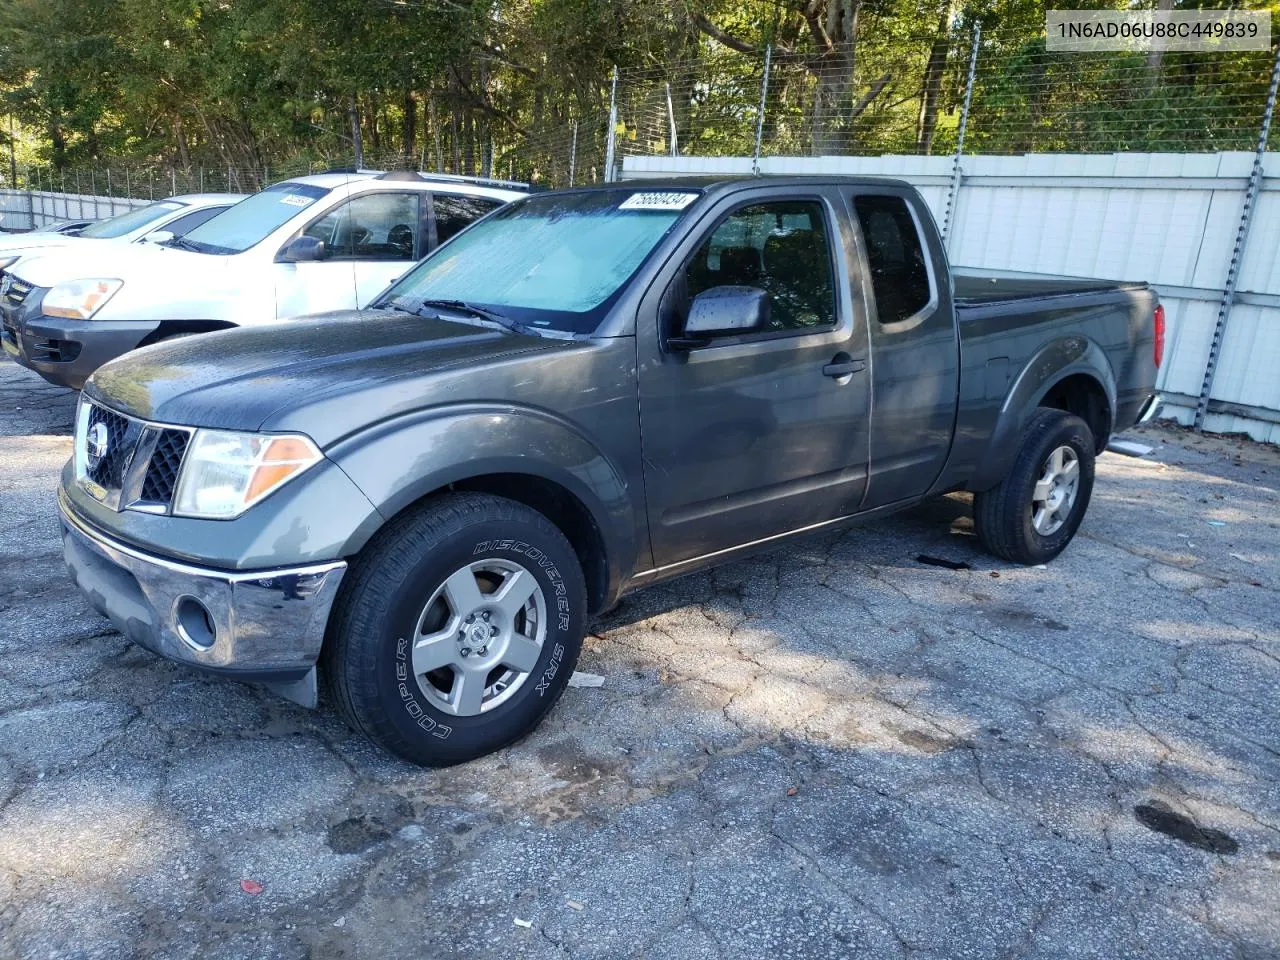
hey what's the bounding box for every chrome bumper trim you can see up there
[59,490,346,692]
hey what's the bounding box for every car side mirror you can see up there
[670,285,771,349]
[145,230,174,245]
[278,236,328,263]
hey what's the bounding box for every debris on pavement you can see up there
[566,899,585,911]
[334,917,346,928]
[786,786,799,797]
[513,917,533,929]
[1205,520,1227,527]
[568,671,606,688]
[1107,438,1155,457]
[239,879,265,896]
[916,554,971,571]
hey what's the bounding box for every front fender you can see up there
[969,335,1116,491]
[328,403,641,591]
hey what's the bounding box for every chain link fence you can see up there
[2,29,1276,217]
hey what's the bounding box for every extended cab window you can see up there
[433,194,503,244]
[686,200,836,332]
[853,195,933,325]
[304,192,420,261]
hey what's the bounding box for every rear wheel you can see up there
[973,409,1096,565]
[323,492,586,766]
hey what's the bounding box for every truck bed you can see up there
[953,268,1149,306]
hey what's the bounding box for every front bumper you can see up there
[59,490,346,705]
[3,307,159,390]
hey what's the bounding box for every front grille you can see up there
[78,400,192,513]
[140,429,190,504]
[4,275,32,306]
[85,405,134,492]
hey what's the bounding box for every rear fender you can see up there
[969,336,1116,491]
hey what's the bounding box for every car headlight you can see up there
[173,429,323,519]
[43,278,123,320]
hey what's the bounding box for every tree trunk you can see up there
[349,96,364,169]
[429,95,444,171]
[402,91,417,162]
[915,4,952,154]
[1145,0,1176,74]
[174,116,192,169]
[807,1,862,155]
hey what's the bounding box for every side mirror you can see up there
[145,230,174,245]
[670,285,771,349]
[278,235,328,263]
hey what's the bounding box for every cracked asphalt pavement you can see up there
[1,358,1278,959]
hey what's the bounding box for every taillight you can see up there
[1153,303,1165,369]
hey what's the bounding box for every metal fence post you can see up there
[752,44,773,176]
[604,66,619,183]
[569,121,578,187]
[665,83,678,157]
[942,25,980,246]
[1195,43,1280,431]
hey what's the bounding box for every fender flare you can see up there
[969,335,1117,491]
[327,403,640,604]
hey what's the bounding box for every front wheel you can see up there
[323,492,587,766]
[973,409,1096,565]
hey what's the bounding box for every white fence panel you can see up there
[622,151,1280,443]
[0,189,146,231]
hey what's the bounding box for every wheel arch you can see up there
[138,319,239,347]
[329,406,642,615]
[969,336,1116,492]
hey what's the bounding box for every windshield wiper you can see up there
[417,298,533,334]
[164,236,205,253]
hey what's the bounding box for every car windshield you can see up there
[79,201,183,239]
[383,189,698,334]
[179,183,332,255]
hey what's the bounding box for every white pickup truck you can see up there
[2,171,526,388]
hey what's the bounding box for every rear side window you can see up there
[685,200,836,332]
[433,194,504,245]
[853,195,932,325]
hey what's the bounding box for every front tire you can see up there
[323,492,587,766]
[973,409,1096,565]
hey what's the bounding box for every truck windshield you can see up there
[79,201,183,239]
[178,182,332,254]
[383,189,697,334]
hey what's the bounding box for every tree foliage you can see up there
[0,0,1275,186]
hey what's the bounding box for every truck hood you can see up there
[13,240,215,288]
[85,309,578,445]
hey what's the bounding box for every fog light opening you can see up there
[175,596,216,650]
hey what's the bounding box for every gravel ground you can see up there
[0,357,1278,960]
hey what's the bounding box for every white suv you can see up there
[2,172,525,388]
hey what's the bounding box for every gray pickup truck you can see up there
[58,176,1162,765]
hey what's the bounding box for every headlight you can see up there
[173,429,322,519]
[43,278,123,320]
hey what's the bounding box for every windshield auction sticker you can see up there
[1047,10,1268,52]
[619,192,699,211]
[279,194,315,207]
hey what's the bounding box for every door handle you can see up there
[822,354,866,378]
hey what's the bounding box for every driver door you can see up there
[637,189,872,568]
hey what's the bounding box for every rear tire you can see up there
[323,492,587,766]
[973,409,1096,565]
